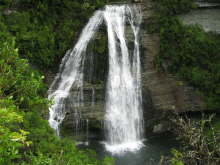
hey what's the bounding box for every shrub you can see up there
[153,0,220,110]
[169,115,220,165]
[0,27,113,165]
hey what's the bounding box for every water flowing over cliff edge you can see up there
[48,4,144,154]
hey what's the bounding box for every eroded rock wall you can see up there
[49,0,207,133]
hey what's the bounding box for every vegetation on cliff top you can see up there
[1,0,106,69]
[153,0,220,110]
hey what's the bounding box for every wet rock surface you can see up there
[48,0,207,134]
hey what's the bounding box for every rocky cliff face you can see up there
[48,0,207,134]
[139,0,206,133]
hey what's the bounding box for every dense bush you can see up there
[154,0,195,15]
[159,19,220,110]
[169,115,220,165]
[0,22,113,165]
[152,0,220,164]
[0,99,30,165]
[0,0,130,70]
[0,0,137,164]
[0,1,121,164]
[0,0,106,69]
[153,0,220,110]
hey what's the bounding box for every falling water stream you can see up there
[104,5,144,153]
[48,4,144,154]
[48,10,103,135]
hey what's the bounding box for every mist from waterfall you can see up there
[48,4,144,153]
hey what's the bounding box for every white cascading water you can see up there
[48,10,103,135]
[48,4,144,153]
[104,5,144,153]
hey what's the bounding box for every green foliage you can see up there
[0,28,113,165]
[0,0,106,69]
[154,0,195,16]
[0,28,46,164]
[0,99,30,165]
[160,21,220,109]
[22,138,114,165]
[170,149,185,165]
[0,0,128,69]
[0,30,47,109]
[170,115,220,165]
[0,1,120,165]
[153,0,220,110]
[153,1,220,162]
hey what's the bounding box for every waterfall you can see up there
[48,10,104,135]
[48,4,144,153]
[104,5,144,153]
